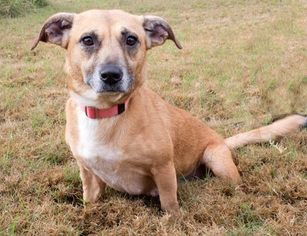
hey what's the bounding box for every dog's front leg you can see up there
[77,160,106,203]
[152,162,180,215]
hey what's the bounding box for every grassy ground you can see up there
[0,0,48,17]
[0,0,306,235]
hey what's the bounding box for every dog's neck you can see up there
[83,99,129,119]
[69,89,135,119]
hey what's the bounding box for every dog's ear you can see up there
[31,12,75,50]
[143,15,182,50]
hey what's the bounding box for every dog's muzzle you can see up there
[87,64,131,93]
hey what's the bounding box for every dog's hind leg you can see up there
[202,143,241,184]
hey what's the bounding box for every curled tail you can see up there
[225,114,307,149]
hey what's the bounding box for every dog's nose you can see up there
[99,65,123,85]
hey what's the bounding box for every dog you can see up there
[31,9,307,214]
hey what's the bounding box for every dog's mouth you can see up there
[91,86,127,94]
[86,76,133,94]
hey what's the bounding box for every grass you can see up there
[0,0,306,235]
[0,0,48,17]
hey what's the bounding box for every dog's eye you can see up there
[126,35,138,46]
[81,36,94,46]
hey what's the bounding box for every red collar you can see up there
[84,100,129,119]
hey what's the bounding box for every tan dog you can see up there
[32,9,307,214]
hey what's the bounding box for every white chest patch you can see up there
[75,107,125,188]
[69,105,156,195]
[77,114,121,162]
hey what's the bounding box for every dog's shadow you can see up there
[119,164,213,211]
[52,164,213,213]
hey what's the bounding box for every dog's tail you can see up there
[225,114,307,149]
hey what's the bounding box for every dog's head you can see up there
[32,10,181,106]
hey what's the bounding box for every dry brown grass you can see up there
[0,0,306,235]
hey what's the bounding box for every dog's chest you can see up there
[73,109,153,195]
[76,115,121,164]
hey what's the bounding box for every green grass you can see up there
[0,0,306,235]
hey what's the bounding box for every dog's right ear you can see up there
[31,12,75,50]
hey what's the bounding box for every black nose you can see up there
[99,65,123,85]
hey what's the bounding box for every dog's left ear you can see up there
[143,15,182,50]
[31,12,75,50]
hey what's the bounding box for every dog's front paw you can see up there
[162,201,181,216]
[83,188,102,204]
